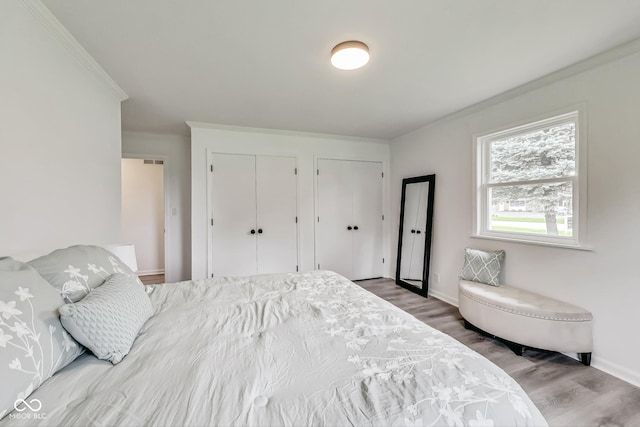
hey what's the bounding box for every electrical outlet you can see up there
[434,273,440,284]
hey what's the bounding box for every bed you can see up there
[1,249,546,426]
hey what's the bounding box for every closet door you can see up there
[351,161,383,280]
[317,159,353,278]
[210,154,257,276]
[256,156,298,274]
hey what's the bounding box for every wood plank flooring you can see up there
[355,278,640,427]
[139,273,164,285]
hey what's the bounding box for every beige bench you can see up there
[458,280,593,365]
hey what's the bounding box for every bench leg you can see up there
[463,319,524,356]
[579,352,592,366]
[504,341,524,356]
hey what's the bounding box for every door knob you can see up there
[250,229,256,235]
[258,229,263,234]
[416,230,421,234]
[347,226,353,230]
[410,229,416,233]
[353,226,359,230]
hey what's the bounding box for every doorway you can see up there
[121,158,166,284]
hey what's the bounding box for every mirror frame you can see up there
[395,174,436,297]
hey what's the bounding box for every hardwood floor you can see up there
[355,278,640,427]
[139,273,164,285]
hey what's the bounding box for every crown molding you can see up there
[17,0,128,101]
[186,121,390,145]
[398,37,640,140]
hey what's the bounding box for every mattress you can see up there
[1,271,546,426]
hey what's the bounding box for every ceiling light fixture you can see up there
[331,41,369,70]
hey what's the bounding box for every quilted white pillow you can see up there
[58,273,153,364]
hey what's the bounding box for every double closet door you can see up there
[210,154,297,277]
[316,159,383,281]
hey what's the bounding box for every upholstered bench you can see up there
[458,280,593,365]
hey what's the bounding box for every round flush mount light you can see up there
[331,41,369,70]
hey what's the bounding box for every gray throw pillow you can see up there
[58,273,153,364]
[0,258,83,420]
[460,248,505,287]
[29,245,142,303]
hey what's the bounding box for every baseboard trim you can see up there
[591,357,640,388]
[428,289,458,307]
[137,269,165,276]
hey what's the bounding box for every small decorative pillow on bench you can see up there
[460,248,505,286]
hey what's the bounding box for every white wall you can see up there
[121,159,164,275]
[0,0,125,259]
[190,123,391,280]
[391,51,640,386]
[122,131,191,282]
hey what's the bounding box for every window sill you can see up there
[470,234,593,251]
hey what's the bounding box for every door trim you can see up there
[122,153,170,281]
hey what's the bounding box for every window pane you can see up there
[490,122,575,183]
[489,181,573,237]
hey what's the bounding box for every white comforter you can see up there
[2,271,546,426]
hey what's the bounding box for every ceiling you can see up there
[42,0,640,140]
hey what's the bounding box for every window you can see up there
[475,110,586,247]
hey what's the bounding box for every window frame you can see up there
[473,107,588,249]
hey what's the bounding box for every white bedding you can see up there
[2,271,546,426]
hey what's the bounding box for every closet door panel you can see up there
[256,156,298,274]
[352,161,383,280]
[210,154,257,276]
[317,159,353,278]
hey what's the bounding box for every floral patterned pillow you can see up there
[0,257,83,420]
[28,245,142,303]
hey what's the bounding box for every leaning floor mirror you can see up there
[395,174,435,297]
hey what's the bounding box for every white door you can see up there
[256,156,298,274]
[317,159,353,278]
[211,154,257,276]
[352,161,383,280]
[317,159,383,280]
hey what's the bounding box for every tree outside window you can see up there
[476,111,583,246]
